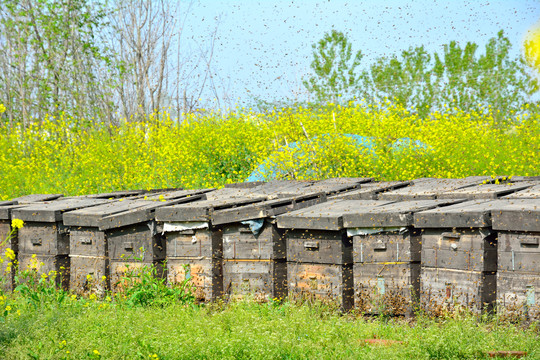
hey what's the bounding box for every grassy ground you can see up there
[1,299,539,359]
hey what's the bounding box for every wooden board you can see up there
[437,181,538,199]
[502,184,540,199]
[289,177,372,197]
[223,259,286,301]
[10,194,64,203]
[329,181,411,200]
[420,268,496,314]
[415,199,538,229]
[352,230,421,264]
[70,228,107,257]
[287,229,352,265]
[497,232,540,274]
[108,223,165,261]
[223,222,284,260]
[354,262,420,316]
[288,263,354,310]
[18,222,70,256]
[165,227,222,259]
[212,193,326,225]
[156,196,267,222]
[69,256,109,295]
[276,200,392,231]
[379,177,489,201]
[64,190,207,229]
[224,181,265,189]
[343,199,464,228]
[492,200,540,232]
[421,228,497,272]
[12,198,110,223]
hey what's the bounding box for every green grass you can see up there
[1,299,539,359]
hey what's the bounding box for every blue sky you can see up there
[181,0,540,106]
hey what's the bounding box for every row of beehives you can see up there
[0,177,538,318]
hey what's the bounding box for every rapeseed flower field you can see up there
[0,103,538,199]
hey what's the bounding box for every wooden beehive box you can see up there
[379,177,490,201]
[213,193,326,301]
[342,199,464,316]
[0,194,64,291]
[63,189,209,294]
[156,189,268,301]
[413,199,524,314]
[492,199,540,320]
[12,197,111,289]
[276,199,393,310]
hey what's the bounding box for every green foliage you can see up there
[12,261,67,309]
[116,257,194,307]
[303,29,363,104]
[306,30,539,122]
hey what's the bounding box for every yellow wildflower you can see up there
[11,218,24,229]
[0,104,5,113]
[86,274,93,281]
[4,248,15,261]
[93,350,100,356]
[5,305,11,311]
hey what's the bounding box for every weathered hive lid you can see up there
[342,199,465,228]
[211,192,327,225]
[510,176,540,182]
[329,181,411,200]
[12,194,64,203]
[378,177,489,201]
[437,181,538,199]
[224,181,266,189]
[0,194,65,219]
[81,189,148,199]
[276,199,393,231]
[64,189,207,229]
[288,177,373,197]
[491,199,540,232]
[247,180,316,198]
[0,204,33,220]
[12,198,112,223]
[501,184,540,199]
[204,187,263,200]
[414,198,537,228]
[155,193,268,222]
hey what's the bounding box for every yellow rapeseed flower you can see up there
[4,248,15,261]
[11,218,24,229]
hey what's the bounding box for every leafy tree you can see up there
[307,29,538,122]
[0,0,115,127]
[303,30,363,105]
[360,46,435,117]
